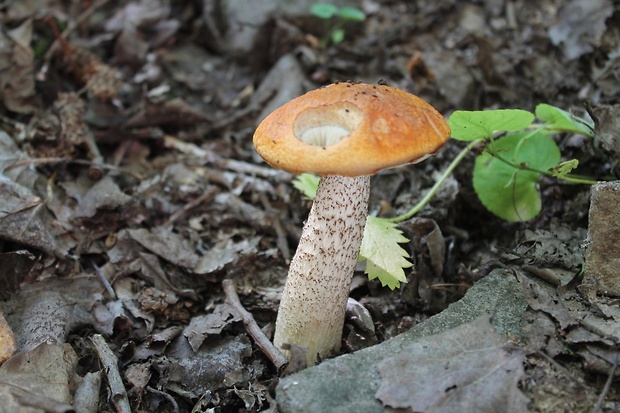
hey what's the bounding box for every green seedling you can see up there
[293,103,597,289]
[450,105,595,221]
[310,3,366,46]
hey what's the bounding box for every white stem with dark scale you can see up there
[273,175,370,366]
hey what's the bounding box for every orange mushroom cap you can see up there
[253,82,451,176]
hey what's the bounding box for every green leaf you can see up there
[359,216,412,289]
[337,6,366,21]
[473,131,560,222]
[549,159,579,179]
[310,3,339,19]
[331,29,345,44]
[449,109,535,141]
[292,173,320,200]
[535,104,593,137]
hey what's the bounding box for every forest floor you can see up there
[0,0,619,412]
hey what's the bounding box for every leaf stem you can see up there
[486,148,598,185]
[386,139,483,223]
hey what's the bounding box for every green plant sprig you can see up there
[310,3,366,46]
[385,139,483,223]
[291,103,600,288]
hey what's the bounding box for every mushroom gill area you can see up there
[293,102,364,147]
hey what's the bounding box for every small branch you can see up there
[90,334,131,413]
[222,279,288,372]
[523,265,563,286]
[590,351,619,413]
[163,135,290,181]
[39,0,111,79]
[4,157,143,179]
[146,386,179,413]
[92,261,116,299]
[258,192,291,262]
[164,187,218,227]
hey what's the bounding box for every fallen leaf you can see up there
[164,334,260,398]
[376,315,529,413]
[194,237,260,274]
[549,0,614,60]
[184,303,241,351]
[0,343,77,412]
[0,19,38,113]
[0,250,36,300]
[0,312,15,364]
[127,227,199,270]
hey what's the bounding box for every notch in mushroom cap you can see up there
[253,82,451,176]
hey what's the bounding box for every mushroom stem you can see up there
[274,175,370,366]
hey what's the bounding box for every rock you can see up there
[276,269,527,413]
[584,181,620,296]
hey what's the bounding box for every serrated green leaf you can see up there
[549,159,579,178]
[359,216,412,290]
[310,3,339,19]
[292,173,320,200]
[535,103,593,137]
[337,6,366,21]
[449,109,535,141]
[473,131,561,222]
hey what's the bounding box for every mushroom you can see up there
[253,81,450,366]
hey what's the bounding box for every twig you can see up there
[4,157,143,179]
[222,279,288,372]
[92,261,116,299]
[39,0,111,79]
[164,186,218,227]
[146,385,179,413]
[535,350,587,390]
[590,351,619,413]
[90,334,131,413]
[523,264,562,286]
[163,135,290,181]
[258,192,291,262]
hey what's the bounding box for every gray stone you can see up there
[584,180,620,296]
[276,269,527,413]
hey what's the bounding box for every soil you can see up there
[0,1,618,412]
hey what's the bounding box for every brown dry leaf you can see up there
[587,103,620,174]
[72,176,132,219]
[164,335,260,398]
[184,303,241,351]
[0,312,16,365]
[516,272,576,330]
[125,98,210,128]
[0,19,38,113]
[127,227,199,270]
[0,131,75,257]
[0,250,36,300]
[549,0,614,60]
[515,222,586,271]
[375,315,530,413]
[194,237,260,274]
[0,343,77,412]
[105,0,175,64]
[0,176,71,257]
